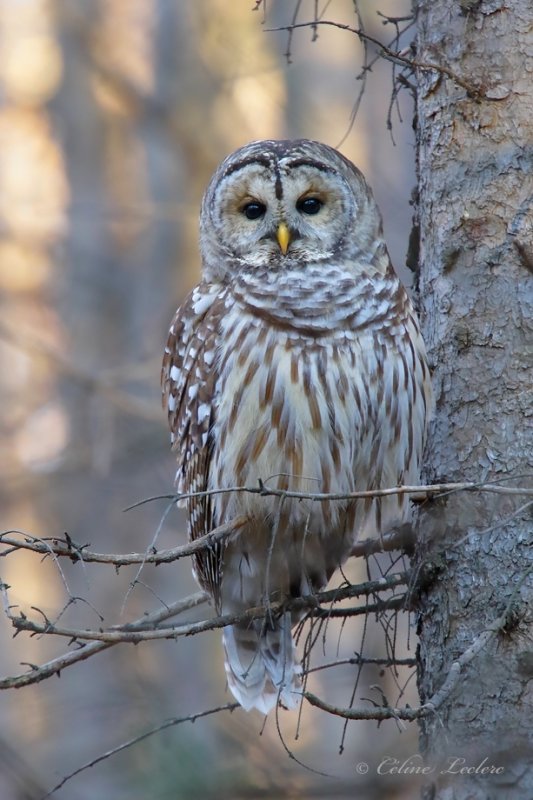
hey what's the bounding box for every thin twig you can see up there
[132,478,533,508]
[0,590,207,690]
[336,15,416,148]
[304,690,421,720]
[265,19,483,97]
[4,478,530,567]
[0,516,247,567]
[312,594,406,619]
[305,654,416,674]
[120,497,184,614]
[334,0,368,149]
[42,702,239,798]
[350,525,416,557]
[305,566,533,722]
[3,574,407,644]
[283,0,302,63]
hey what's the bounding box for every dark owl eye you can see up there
[296,196,322,215]
[242,201,266,220]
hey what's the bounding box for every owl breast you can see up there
[212,307,356,525]
[208,288,427,614]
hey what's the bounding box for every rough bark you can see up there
[414,1,533,798]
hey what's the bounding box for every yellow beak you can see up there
[276,222,291,255]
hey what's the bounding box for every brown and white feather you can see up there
[162,139,432,713]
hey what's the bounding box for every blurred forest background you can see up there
[0,1,419,798]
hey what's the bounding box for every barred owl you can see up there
[162,139,432,714]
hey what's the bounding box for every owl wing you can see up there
[161,281,226,604]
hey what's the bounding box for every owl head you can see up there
[199,139,385,281]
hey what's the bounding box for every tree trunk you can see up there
[414,1,533,798]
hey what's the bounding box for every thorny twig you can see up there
[305,654,417,673]
[0,517,248,567]
[1,477,528,695]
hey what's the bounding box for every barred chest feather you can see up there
[211,288,428,546]
[162,273,431,612]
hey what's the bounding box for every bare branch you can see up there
[2,574,407,645]
[3,477,530,568]
[350,524,416,557]
[137,478,533,508]
[334,0,369,149]
[304,689,421,721]
[0,517,247,567]
[264,19,484,97]
[42,702,239,798]
[0,590,207,690]
[305,655,416,674]
[305,567,532,722]
[313,594,406,619]
[178,478,533,502]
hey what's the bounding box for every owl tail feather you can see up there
[223,612,302,714]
